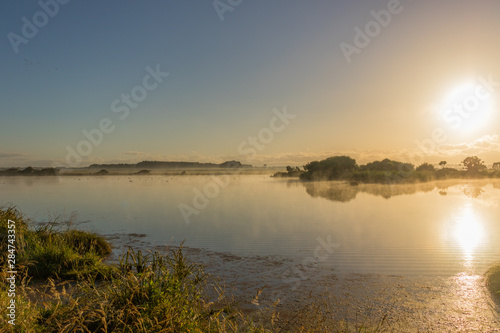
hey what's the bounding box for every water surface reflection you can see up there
[299,179,491,202]
[1,176,500,277]
[2,176,500,329]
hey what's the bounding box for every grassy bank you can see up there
[1,206,394,332]
[0,206,113,281]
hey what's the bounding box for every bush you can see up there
[416,163,436,172]
[362,158,414,173]
[95,169,109,175]
[414,171,435,182]
[436,167,461,179]
[302,156,358,180]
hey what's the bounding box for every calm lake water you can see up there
[5,175,500,330]
[2,175,500,277]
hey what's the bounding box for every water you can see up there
[2,175,500,277]
[4,175,500,330]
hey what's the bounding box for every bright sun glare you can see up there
[439,80,495,134]
[454,204,484,257]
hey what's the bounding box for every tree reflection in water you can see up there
[298,180,495,203]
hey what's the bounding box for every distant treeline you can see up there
[0,160,253,177]
[0,167,58,176]
[88,160,252,169]
[275,156,500,184]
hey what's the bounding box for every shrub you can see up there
[302,156,358,180]
[436,167,461,179]
[416,163,436,172]
[362,158,414,173]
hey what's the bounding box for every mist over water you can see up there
[2,175,500,277]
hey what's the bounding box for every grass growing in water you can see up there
[0,206,113,281]
[37,247,246,332]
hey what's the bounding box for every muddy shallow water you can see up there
[104,233,500,332]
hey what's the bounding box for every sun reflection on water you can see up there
[448,204,492,329]
[453,204,485,268]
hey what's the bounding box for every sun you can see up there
[438,79,495,134]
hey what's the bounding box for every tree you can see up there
[461,156,485,174]
[303,156,358,180]
[304,161,319,172]
[286,166,294,173]
[362,158,414,173]
[493,162,500,171]
[416,163,436,172]
[439,161,447,169]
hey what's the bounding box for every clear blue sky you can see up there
[1,0,500,167]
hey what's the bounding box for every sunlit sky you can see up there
[1,0,500,167]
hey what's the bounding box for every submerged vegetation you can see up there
[274,155,500,184]
[1,206,395,332]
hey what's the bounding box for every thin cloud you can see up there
[439,135,500,154]
[122,151,148,156]
[0,152,28,159]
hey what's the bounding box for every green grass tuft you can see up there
[1,206,114,281]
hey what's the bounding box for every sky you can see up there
[1,0,500,168]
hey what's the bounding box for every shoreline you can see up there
[105,237,500,331]
[3,206,500,331]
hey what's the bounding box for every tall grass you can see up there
[0,206,113,281]
[38,247,243,332]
